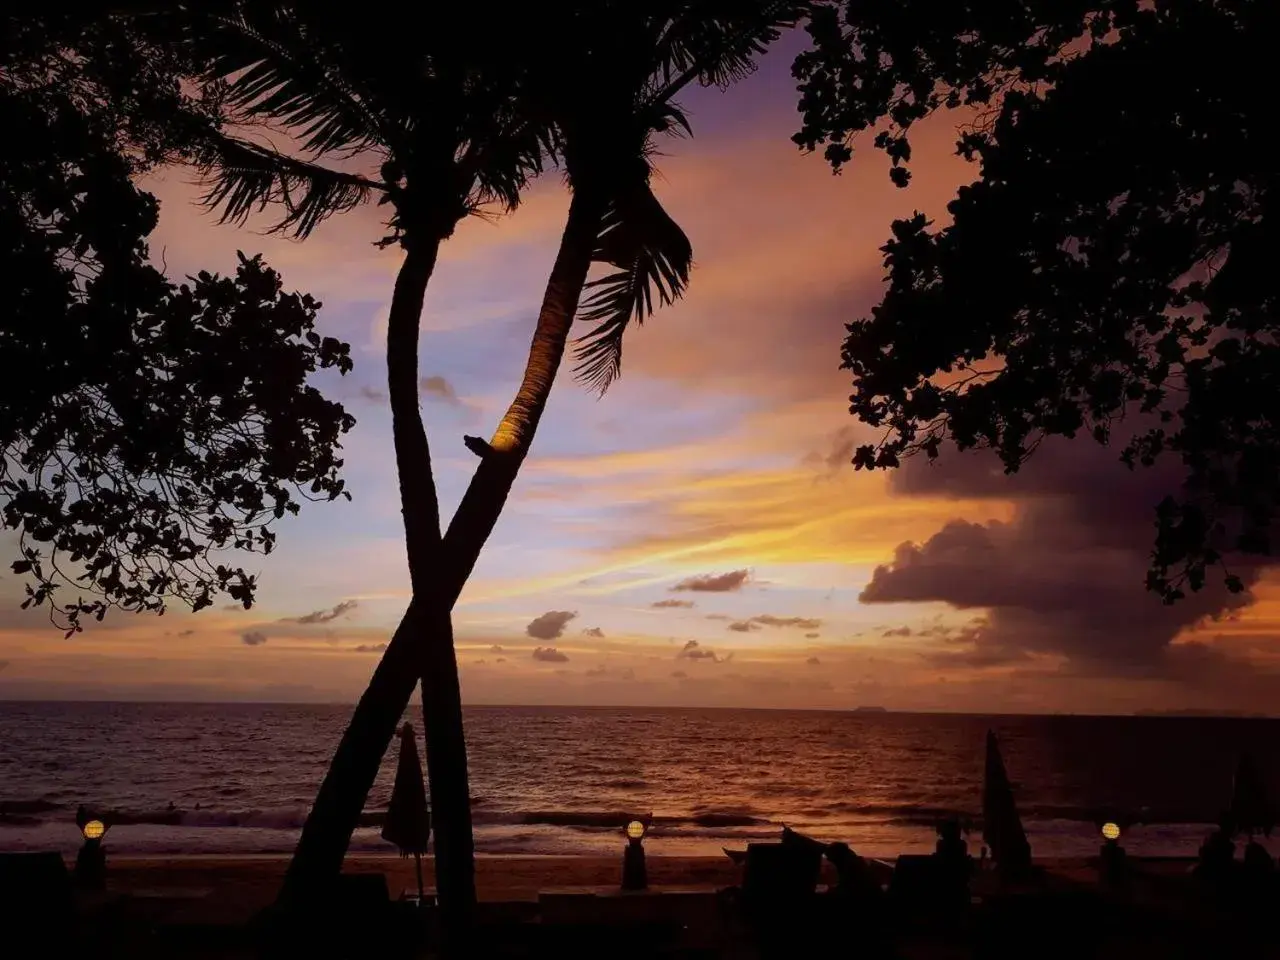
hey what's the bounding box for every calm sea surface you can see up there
[2,703,1278,859]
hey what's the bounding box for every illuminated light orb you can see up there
[1101,822,1121,842]
[83,819,106,841]
[626,820,646,841]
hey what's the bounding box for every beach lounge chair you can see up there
[257,871,419,957]
[721,829,825,956]
[823,842,893,955]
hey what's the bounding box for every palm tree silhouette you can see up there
[188,5,545,938]
[187,1,799,944]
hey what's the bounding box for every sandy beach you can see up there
[86,852,1187,923]
[21,850,1280,958]
[103,854,749,912]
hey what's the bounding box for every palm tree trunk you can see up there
[382,238,477,949]
[282,238,476,938]
[442,187,606,580]
[281,190,604,931]
[281,602,426,896]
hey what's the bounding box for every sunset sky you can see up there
[3,33,1279,714]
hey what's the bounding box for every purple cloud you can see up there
[526,610,578,641]
[532,647,570,663]
[672,570,751,593]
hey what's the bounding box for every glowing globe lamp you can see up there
[1101,822,1120,842]
[83,819,107,841]
[626,820,646,842]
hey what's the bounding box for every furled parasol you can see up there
[382,722,431,902]
[982,730,1032,875]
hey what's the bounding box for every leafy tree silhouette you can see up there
[1,13,353,635]
[794,0,1272,602]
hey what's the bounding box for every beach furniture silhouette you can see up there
[257,872,418,957]
[0,851,75,946]
[719,828,824,956]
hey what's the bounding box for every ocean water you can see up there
[2,703,1278,860]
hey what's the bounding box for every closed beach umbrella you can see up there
[982,730,1031,874]
[1229,751,1274,839]
[383,723,431,900]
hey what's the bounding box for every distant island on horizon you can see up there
[1134,708,1272,718]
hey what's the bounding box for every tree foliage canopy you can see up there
[794,0,1274,601]
[188,1,794,397]
[2,11,354,632]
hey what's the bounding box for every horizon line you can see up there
[0,698,1274,720]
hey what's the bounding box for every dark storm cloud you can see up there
[532,646,570,663]
[241,631,267,647]
[282,600,358,625]
[671,569,751,593]
[354,643,387,653]
[652,599,695,609]
[583,627,606,638]
[525,610,578,641]
[863,437,1263,671]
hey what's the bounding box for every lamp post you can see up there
[1099,821,1127,885]
[621,819,648,891]
[76,819,108,890]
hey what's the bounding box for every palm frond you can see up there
[461,93,554,212]
[196,134,383,239]
[654,1,806,95]
[197,5,394,158]
[573,183,693,393]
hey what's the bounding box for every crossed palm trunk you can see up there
[281,189,606,943]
